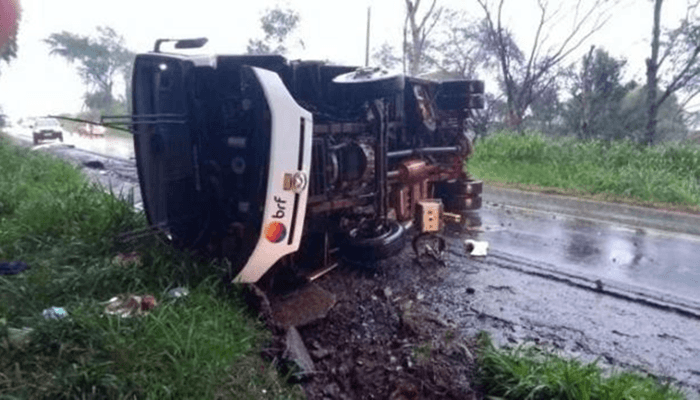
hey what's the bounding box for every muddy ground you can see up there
[31,141,700,399]
[261,242,486,400]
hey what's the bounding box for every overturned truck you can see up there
[130,38,484,284]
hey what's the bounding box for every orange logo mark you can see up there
[264,221,287,243]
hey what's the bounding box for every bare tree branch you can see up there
[476,0,613,130]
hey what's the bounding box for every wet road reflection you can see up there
[473,202,700,303]
[64,132,135,160]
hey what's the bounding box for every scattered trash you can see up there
[167,287,189,299]
[7,327,33,346]
[82,160,105,169]
[104,294,157,317]
[464,239,489,256]
[0,261,29,275]
[111,252,142,268]
[42,307,68,320]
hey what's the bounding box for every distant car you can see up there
[78,123,106,136]
[32,118,64,145]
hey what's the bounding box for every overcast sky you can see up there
[0,0,692,120]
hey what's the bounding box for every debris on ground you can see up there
[268,283,336,330]
[284,327,316,380]
[42,307,68,320]
[111,252,142,268]
[0,261,29,275]
[255,237,482,399]
[82,160,106,169]
[104,294,157,317]
[464,239,489,256]
[166,287,189,299]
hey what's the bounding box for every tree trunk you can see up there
[645,0,663,146]
[582,46,595,138]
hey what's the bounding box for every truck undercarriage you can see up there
[129,39,485,284]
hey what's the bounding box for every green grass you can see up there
[0,137,304,399]
[470,131,700,209]
[477,333,686,400]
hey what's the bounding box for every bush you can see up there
[470,131,700,208]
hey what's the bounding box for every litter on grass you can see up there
[42,307,68,320]
[111,252,142,268]
[104,294,157,317]
[0,261,29,275]
[167,287,189,299]
[464,239,489,256]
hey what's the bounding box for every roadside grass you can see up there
[470,131,700,211]
[477,333,686,400]
[0,138,304,399]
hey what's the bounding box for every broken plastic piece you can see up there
[104,294,157,317]
[42,307,68,320]
[464,239,488,256]
[167,287,189,299]
[0,261,29,275]
[284,327,315,379]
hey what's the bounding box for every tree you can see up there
[528,81,564,134]
[0,0,21,72]
[403,0,444,75]
[431,13,496,80]
[625,83,687,142]
[246,6,301,55]
[564,47,630,140]
[476,0,613,130]
[372,42,402,70]
[44,26,134,112]
[645,0,700,145]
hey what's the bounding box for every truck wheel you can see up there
[332,68,404,103]
[341,219,406,262]
[436,179,483,196]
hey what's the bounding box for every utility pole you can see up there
[365,6,371,66]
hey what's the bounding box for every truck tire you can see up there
[341,219,406,262]
[436,179,483,196]
[332,68,405,103]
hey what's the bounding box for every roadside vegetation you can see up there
[477,333,686,400]
[470,131,700,211]
[0,137,303,399]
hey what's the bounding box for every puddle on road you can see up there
[457,203,700,304]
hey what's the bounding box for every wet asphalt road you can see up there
[431,204,700,397]
[476,202,700,306]
[10,131,700,397]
